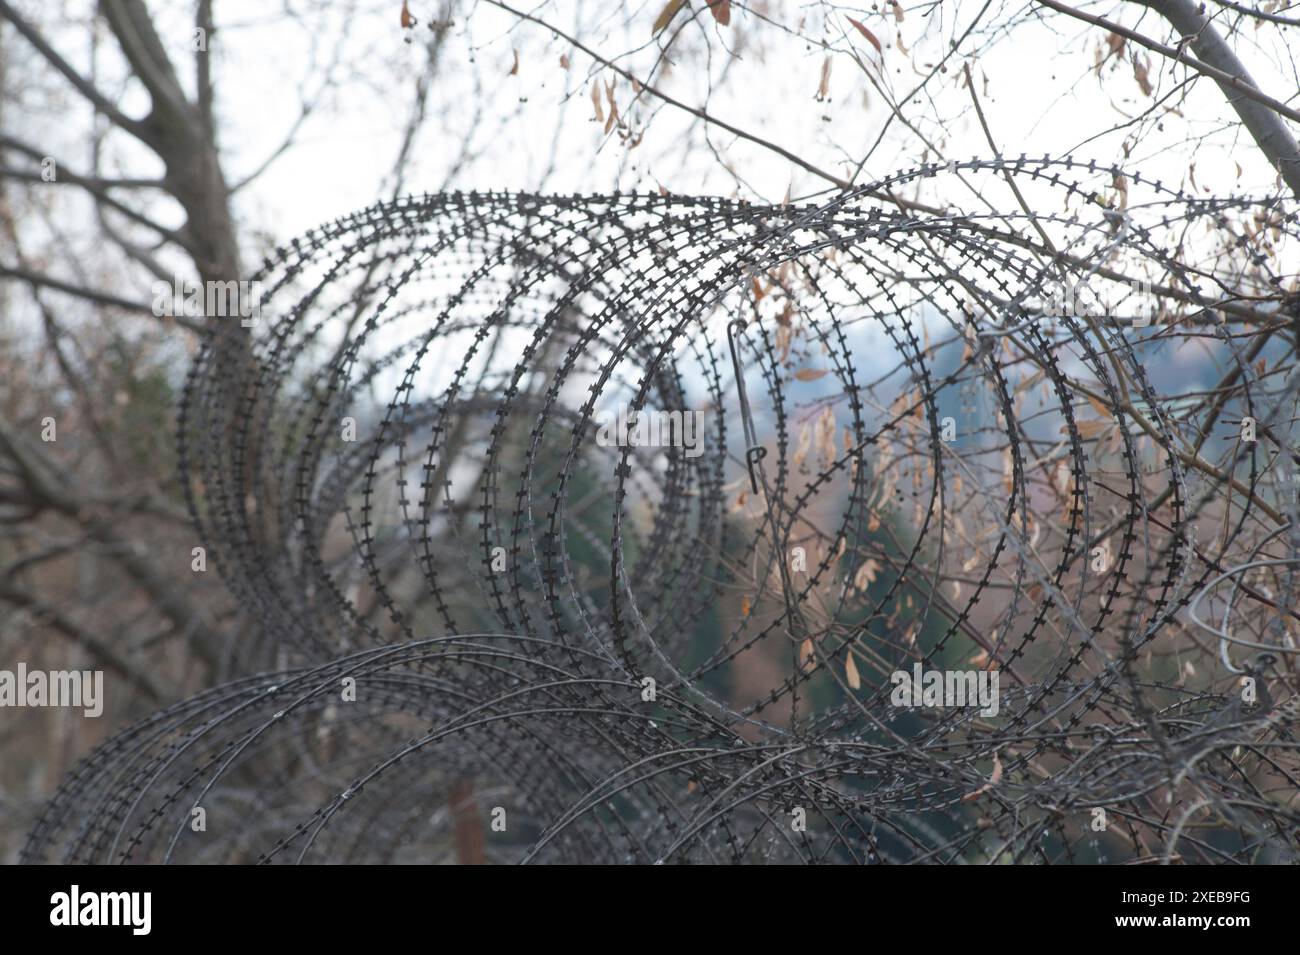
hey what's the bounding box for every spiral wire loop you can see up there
[23,158,1300,864]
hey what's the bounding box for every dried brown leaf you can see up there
[1132,53,1153,96]
[853,558,881,591]
[1068,419,1111,440]
[793,422,812,471]
[815,407,836,466]
[847,17,882,55]
[963,751,1004,801]
[653,0,687,35]
[1086,394,1111,419]
[845,651,862,689]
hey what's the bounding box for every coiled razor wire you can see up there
[23,158,1300,864]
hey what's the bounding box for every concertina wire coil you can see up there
[22,157,1300,864]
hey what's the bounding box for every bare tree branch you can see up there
[0,261,202,328]
[1134,0,1300,195]
[0,0,147,138]
[1035,0,1300,194]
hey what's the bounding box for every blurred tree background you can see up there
[1,0,1297,860]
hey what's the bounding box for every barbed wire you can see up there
[23,157,1300,864]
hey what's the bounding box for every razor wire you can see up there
[22,157,1300,864]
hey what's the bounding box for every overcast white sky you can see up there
[199,0,1293,240]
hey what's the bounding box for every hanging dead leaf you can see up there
[847,17,882,55]
[508,48,519,76]
[1086,394,1111,419]
[962,751,1003,801]
[853,558,881,591]
[799,638,816,671]
[794,368,828,381]
[401,0,415,29]
[816,55,832,101]
[1132,53,1153,96]
[653,0,686,35]
[708,0,732,26]
[845,651,862,689]
[1015,369,1046,395]
[1053,460,1073,498]
[590,81,605,123]
[1067,419,1111,440]
[1105,423,1123,456]
[815,407,836,466]
[603,80,620,133]
[775,322,792,363]
[793,422,812,471]
[890,0,904,22]
[559,53,570,70]
[1112,171,1128,209]
[741,594,751,617]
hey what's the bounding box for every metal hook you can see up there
[727,318,766,494]
[745,445,768,495]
